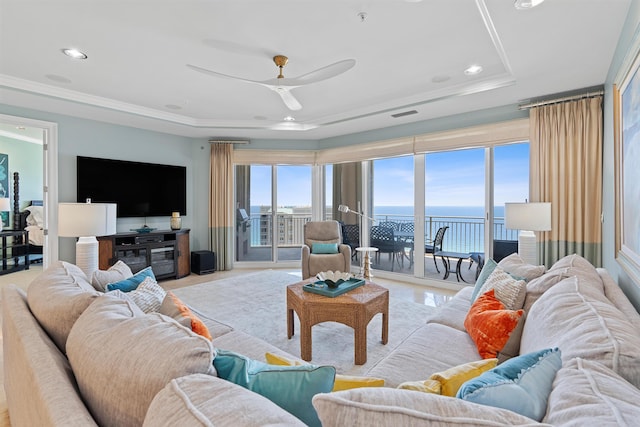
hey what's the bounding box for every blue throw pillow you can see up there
[311,243,339,254]
[471,258,498,301]
[105,266,155,292]
[214,349,335,427]
[457,348,562,422]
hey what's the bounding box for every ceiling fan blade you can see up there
[187,64,264,86]
[271,87,302,111]
[292,59,356,84]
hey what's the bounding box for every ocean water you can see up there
[247,205,513,253]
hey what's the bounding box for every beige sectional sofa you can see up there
[4,254,640,426]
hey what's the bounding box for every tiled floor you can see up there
[0,264,459,426]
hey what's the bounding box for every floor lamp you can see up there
[504,202,551,265]
[58,201,117,278]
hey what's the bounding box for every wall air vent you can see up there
[391,110,418,118]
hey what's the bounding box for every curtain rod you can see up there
[208,139,250,144]
[518,89,604,110]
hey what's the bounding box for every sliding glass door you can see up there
[235,164,312,264]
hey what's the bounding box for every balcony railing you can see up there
[245,212,518,253]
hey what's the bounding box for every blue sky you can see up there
[250,142,529,207]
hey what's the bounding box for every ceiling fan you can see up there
[187,55,356,111]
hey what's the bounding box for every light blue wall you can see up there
[0,135,43,212]
[603,0,640,311]
[0,104,203,262]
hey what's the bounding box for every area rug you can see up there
[173,270,436,375]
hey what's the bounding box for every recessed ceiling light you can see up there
[283,116,296,121]
[16,126,26,130]
[62,48,87,59]
[514,0,545,10]
[464,64,483,75]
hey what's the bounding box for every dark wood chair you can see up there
[425,226,448,273]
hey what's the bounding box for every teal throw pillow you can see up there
[105,267,155,293]
[312,243,339,254]
[214,349,335,427]
[471,258,498,301]
[457,348,562,422]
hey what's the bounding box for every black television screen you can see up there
[77,156,186,218]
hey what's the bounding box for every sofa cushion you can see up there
[67,293,216,427]
[27,261,100,353]
[520,275,640,388]
[91,260,133,291]
[464,289,524,359]
[426,286,472,332]
[312,388,551,426]
[523,269,566,312]
[497,253,546,281]
[213,349,335,427]
[366,323,481,388]
[159,292,212,340]
[105,266,155,292]
[143,374,306,427]
[398,358,498,397]
[544,358,640,426]
[457,348,562,422]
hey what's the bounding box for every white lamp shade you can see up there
[504,202,551,231]
[0,198,10,211]
[58,203,117,237]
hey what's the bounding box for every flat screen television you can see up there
[76,156,187,218]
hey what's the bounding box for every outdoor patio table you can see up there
[433,250,471,282]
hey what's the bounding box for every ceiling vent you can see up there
[391,110,418,118]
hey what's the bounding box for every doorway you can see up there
[0,114,58,267]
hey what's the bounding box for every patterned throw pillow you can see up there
[465,289,524,359]
[475,266,526,310]
[124,277,166,313]
[159,292,212,340]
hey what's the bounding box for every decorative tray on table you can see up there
[303,278,366,297]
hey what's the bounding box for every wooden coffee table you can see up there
[286,280,389,365]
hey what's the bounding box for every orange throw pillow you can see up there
[164,292,213,340]
[465,289,523,359]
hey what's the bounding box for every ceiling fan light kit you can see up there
[514,0,545,10]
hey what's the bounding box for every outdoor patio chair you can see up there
[370,225,405,271]
[378,221,400,231]
[301,220,351,279]
[425,226,448,273]
[340,222,360,261]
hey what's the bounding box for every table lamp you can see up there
[58,201,117,277]
[504,202,551,265]
[0,198,10,231]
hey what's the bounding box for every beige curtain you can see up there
[209,143,234,271]
[530,96,603,267]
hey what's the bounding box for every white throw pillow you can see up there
[25,205,44,227]
[91,260,133,291]
[119,277,166,313]
[497,253,546,281]
[476,266,526,310]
